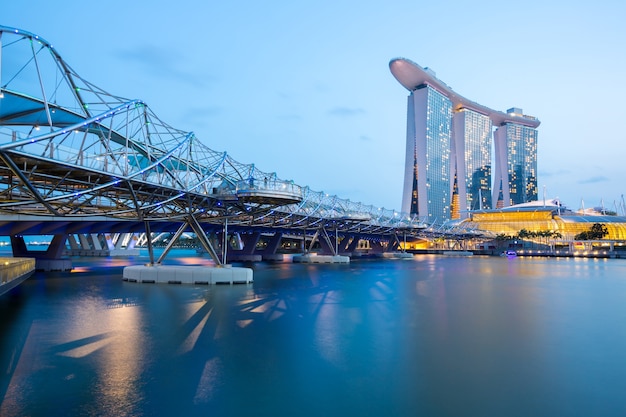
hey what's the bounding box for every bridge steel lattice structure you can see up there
[0,26,478,268]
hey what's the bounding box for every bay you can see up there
[2,252,626,416]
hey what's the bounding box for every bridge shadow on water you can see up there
[0,252,424,416]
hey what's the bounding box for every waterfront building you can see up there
[398,198,626,252]
[460,199,626,241]
[389,58,540,223]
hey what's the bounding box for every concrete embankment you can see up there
[0,258,36,296]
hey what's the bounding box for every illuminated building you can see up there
[493,112,539,206]
[460,200,626,242]
[389,58,540,223]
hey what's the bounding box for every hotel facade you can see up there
[389,58,540,223]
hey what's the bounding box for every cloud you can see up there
[539,168,570,177]
[578,176,610,184]
[183,105,223,120]
[328,107,365,117]
[115,45,209,87]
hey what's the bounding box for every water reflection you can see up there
[1,291,147,416]
[2,254,626,416]
[193,357,222,404]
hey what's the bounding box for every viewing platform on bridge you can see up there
[212,179,303,206]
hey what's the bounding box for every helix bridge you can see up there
[0,26,480,269]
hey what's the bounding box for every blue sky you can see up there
[4,0,626,212]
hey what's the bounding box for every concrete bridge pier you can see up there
[226,231,262,262]
[336,234,354,254]
[67,234,80,252]
[81,234,104,255]
[345,236,360,254]
[66,233,138,257]
[259,232,288,261]
[259,232,283,258]
[124,217,253,285]
[65,233,105,256]
[368,240,385,254]
[387,234,402,252]
[109,233,140,256]
[293,227,349,263]
[355,235,411,258]
[10,234,72,271]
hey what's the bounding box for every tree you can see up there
[574,223,609,240]
[590,223,609,238]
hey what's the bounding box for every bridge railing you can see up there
[234,178,303,196]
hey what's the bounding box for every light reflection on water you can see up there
[1,254,626,416]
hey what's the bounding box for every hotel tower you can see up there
[389,58,540,223]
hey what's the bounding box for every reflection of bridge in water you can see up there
[0,26,480,275]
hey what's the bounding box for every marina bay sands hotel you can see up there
[390,58,540,223]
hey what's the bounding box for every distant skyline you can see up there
[3,1,625,212]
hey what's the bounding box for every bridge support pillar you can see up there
[114,234,124,250]
[346,236,360,253]
[10,234,72,271]
[91,234,103,251]
[227,232,263,262]
[369,240,384,254]
[337,235,352,254]
[68,235,80,251]
[104,234,116,250]
[255,232,285,262]
[385,234,401,252]
[241,232,261,255]
[108,233,140,256]
[77,234,90,252]
[318,237,335,255]
[261,232,283,255]
[128,234,139,250]
[68,234,106,256]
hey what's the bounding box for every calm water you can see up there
[2,252,626,416]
